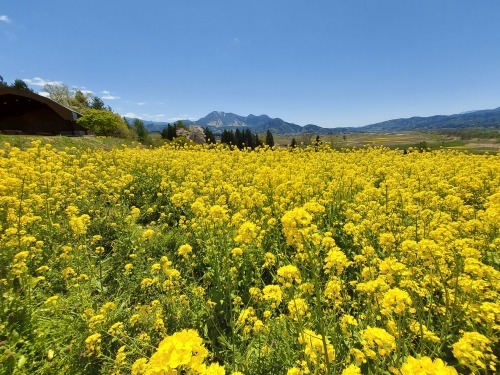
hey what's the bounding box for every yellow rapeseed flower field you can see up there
[1,141,499,374]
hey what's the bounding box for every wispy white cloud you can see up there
[71,86,94,95]
[101,90,120,100]
[1,15,15,40]
[141,114,166,121]
[102,94,120,100]
[135,102,147,106]
[38,91,50,97]
[23,77,63,87]
[123,112,142,119]
[122,112,167,121]
[168,115,196,122]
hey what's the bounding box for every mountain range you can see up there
[131,107,500,135]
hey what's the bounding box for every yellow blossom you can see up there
[399,356,457,374]
[452,331,497,372]
[85,333,102,356]
[360,326,396,359]
[298,329,335,365]
[178,244,193,257]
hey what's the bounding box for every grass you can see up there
[0,134,138,151]
[274,131,499,154]
[1,130,498,154]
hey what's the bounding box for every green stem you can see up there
[309,247,331,373]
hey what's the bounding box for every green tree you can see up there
[131,118,150,144]
[174,120,187,130]
[220,129,263,150]
[244,128,254,149]
[90,96,107,110]
[161,125,169,140]
[254,133,262,148]
[161,124,177,140]
[11,79,34,92]
[204,127,216,144]
[416,141,430,152]
[70,90,90,113]
[0,77,34,91]
[77,109,132,138]
[290,138,297,148]
[221,129,235,145]
[314,135,321,151]
[235,129,244,149]
[265,129,275,147]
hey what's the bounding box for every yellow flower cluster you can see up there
[85,333,102,356]
[262,285,283,307]
[380,287,413,316]
[288,298,310,321]
[399,356,458,375]
[277,264,302,286]
[281,207,313,250]
[360,326,396,359]
[178,243,193,258]
[132,329,224,375]
[452,331,497,372]
[298,329,335,366]
[1,141,499,374]
[323,247,351,275]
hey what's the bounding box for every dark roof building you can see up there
[0,87,87,135]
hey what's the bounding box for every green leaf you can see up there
[17,354,26,368]
[11,330,20,344]
[28,276,41,289]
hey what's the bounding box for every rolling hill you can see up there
[362,107,500,132]
[131,107,500,135]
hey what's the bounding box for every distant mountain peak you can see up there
[138,105,500,135]
[210,110,226,116]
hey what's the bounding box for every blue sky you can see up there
[1,1,500,127]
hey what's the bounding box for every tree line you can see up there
[220,128,262,149]
[160,122,276,150]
